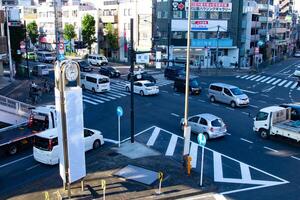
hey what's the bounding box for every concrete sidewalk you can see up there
[5,141,221,200]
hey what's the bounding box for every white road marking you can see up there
[291,156,300,161]
[283,70,291,74]
[240,138,253,144]
[226,107,235,111]
[284,81,293,88]
[240,75,249,79]
[256,76,266,82]
[174,93,180,96]
[249,104,259,108]
[242,112,250,116]
[83,95,104,103]
[201,82,208,85]
[246,75,256,80]
[240,89,257,94]
[171,113,180,117]
[264,146,279,153]
[103,138,119,144]
[198,100,205,103]
[260,77,271,83]
[258,100,267,104]
[165,134,178,156]
[262,86,275,92]
[235,75,241,78]
[298,87,300,91]
[291,82,298,89]
[260,94,269,97]
[146,127,160,146]
[272,79,282,85]
[240,162,252,181]
[276,97,285,101]
[161,90,168,93]
[121,126,156,143]
[225,133,231,135]
[277,80,287,86]
[212,103,219,106]
[189,142,198,168]
[250,75,261,81]
[83,99,98,105]
[26,164,40,171]
[266,78,276,84]
[0,154,33,169]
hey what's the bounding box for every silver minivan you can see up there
[208,83,249,108]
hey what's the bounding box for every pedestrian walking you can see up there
[297,77,300,88]
[235,61,238,69]
[219,60,223,68]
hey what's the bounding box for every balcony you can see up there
[100,15,118,23]
[270,27,287,34]
[251,34,260,41]
[257,4,275,12]
[251,21,261,28]
[259,16,273,23]
[258,29,267,35]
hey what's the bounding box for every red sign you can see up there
[172,2,185,11]
[255,47,259,54]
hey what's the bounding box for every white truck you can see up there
[253,106,300,142]
[0,105,57,155]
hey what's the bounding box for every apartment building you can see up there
[279,0,294,16]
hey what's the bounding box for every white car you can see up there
[294,51,300,57]
[294,66,300,77]
[88,54,108,66]
[33,128,104,165]
[125,80,159,96]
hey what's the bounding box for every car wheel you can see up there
[92,88,96,93]
[82,84,85,90]
[140,90,144,96]
[230,101,236,108]
[259,129,269,139]
[204,133,209,140]
[180,123,184,130]
[8,145,17,155]
[93,140,101,149]
[126,86,130,92]
[210,96,215,102]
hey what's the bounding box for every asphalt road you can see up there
[1,58,300,199]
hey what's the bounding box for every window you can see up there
[99,78,109,84]
[173,11,182,19]
[211,119,223,127]
[84,129,92,137]
[86,76,97,83]
[186,11,195,19]
[210,85,222,91]
[221,12,231,20]
[157,11,162,19]
[198,12,206,19]
[162,11,168,19]
[224,88,232,96]
[210,12,219,20]
[199,118,208,126]
[256,112,268,121]
[189,116,200,123]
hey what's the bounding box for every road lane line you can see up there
[212,103,219,106]
[291,156,300,161]
[121,126,155,143]
[276,97,285,101]
[0,154,33,169]
[258,100,267,104]
[146,127,160,146]
[272,79,282,85]
[260,94,269,97]
[242,112,250,116]
[264,146,278,153]
[171,113,180,117]
[103,138,118,144]
[284,81,293,88]
[25,164,40,171]
[165,134,178,156]
[291,82,298,89]
[249,104,259,108]
[260,77,271,83]
[225,133,231,135]
[226,107,235,111]
[189,142,198,168]
[161,90,168,93]
[174,93,180,96]
[256,76,266,82]
[266,78,276,84]
[198,100,205,103]
[240,89,257,94]
[278,80,287,86]
[240,138,253,144]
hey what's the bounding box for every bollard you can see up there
[101,180,106,200]
[187,156,192,176]
[44,191,50,200]
[157,171,164,195]
[81,179,84,191]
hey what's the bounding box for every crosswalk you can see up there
[136,126,289,195]
[82,75,173,105]
[236,74,300,90]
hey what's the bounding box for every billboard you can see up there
[171,20,228,32]
[189,2,232,12]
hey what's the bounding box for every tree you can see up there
[82,14,96,53]
[26,21,38,45]
[64,24,76,52]
[105,23,119,50]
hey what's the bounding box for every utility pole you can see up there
[5,5,13,81]
[54,0,59,58]
[167,0,172,67]
[216,25,220,69]
[130,18,135,143]
[183,0,192,157]
[24,20,29,79]
[266,0,270,42]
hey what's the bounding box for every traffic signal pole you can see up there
[130,18,135,143]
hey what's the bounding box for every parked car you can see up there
[81,73,110,93]
[88,54,108,66]
[33,128,104,165]
[208,83,249,108]
[23,52,37,60]
[125,80,159,96]
[294,51,300,57]
[164,66,185,80]
[127,71,156,83]
[293,65,300,77]
[99,66,121,78]
[76,59,92,72]
[279,103,300,120]
[36,51,55,63]
[180,113,227,140]
[32,64,49,76]
[174,76,202,95]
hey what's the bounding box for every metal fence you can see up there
[0,95,34,118]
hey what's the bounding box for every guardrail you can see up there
[0,95,34,118]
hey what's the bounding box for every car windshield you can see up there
[190,78,200,87]
[79,61,89,67]
[230,88,244,95]
[211,119,224,127]
[45,54,52,58]
[145,83,155,87]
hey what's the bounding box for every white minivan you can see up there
[33,128,104,165]
[81,73,110,93]
[88,54,108,66]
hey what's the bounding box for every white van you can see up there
[81,73,110,93]
[88,54,108,66]
[36,51,55,63]
[33,128,104,165]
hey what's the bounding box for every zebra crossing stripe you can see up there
[83,95,104,103]
[256,76,266,82]
[165,134,178,156]
[236,75,241,78]
[291,82,298,89]
[250,75,261,81]
[278,80,287,86]
[266,78,276,84]
[84,93,111,101]
[272,79,282,85]
[246,75,256,80]
[109,88,128,96]
[284,81,293,88]
[147,127,160,146]
[298,87,300,91]
[190,142,198,168]
[83,98,98,105]
[111,84,125,90]
[240,75,249,79]
[106,92,123,98]
[97,93,116,100]
[260,77,272,83]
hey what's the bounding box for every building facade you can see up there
[279,0,294,16]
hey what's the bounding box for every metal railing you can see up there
[0,95,34,118]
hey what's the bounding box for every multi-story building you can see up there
[0,9,7,76]
[279,0,294,16]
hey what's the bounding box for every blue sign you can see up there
[197,133,206,147]
[117,106,123,117]
[58,54,65,61]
